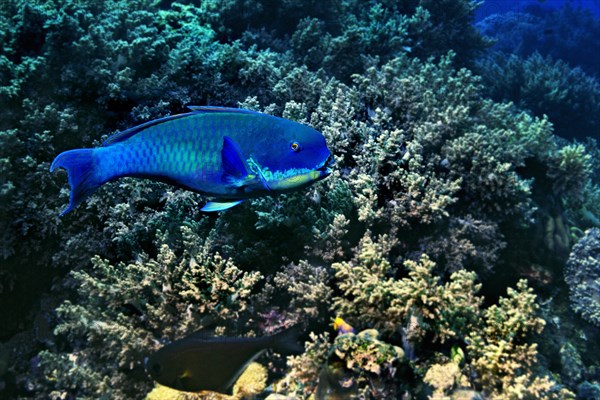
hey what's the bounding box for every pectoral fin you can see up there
[221,136,255,187]
[201,200,245,212]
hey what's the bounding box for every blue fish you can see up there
[50,106,333,214]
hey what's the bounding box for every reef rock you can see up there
[564,228,600,326]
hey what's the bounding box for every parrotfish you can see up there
[50,106,333,214]
[146,326,302,393]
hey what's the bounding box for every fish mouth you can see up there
[316,154,335,177]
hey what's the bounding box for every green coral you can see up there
[1,0,598,398]
[331,237,570,398]
[559,342,584,386]
[332,232,482,343]
[34,228,262,398]
[547,143,593,201]
[279,329,403,399]
[466,280,567,399]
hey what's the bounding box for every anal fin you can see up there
[201,200,245,212]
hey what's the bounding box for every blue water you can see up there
[477,0,600,78]
[476,0,600,21]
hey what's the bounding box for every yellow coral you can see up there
[232,362,268,399]
[423,362,464,397]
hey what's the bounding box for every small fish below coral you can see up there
[145,362,268,400]
[50,106,333,215]
[146,326,303,394]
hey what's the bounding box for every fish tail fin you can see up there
[271,324,304,355]
[50,149,101,216]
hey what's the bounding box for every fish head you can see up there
[147,347,192,391]
[251,122,333,192]
[146,351,168,382]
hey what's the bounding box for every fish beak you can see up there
[316,154,335,178]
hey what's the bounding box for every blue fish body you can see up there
[50,107,333,215]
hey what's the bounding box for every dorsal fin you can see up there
[186,105,264,116]
[102,112,197,147]
[103,107,263,147]
[184,329,216,341]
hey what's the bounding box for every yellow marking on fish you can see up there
[180,369,193,379]
[268,171,321,190]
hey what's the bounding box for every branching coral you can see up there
[31,228,262,398]
[332,232,483,343]
[272,260,333,322]
[466,280,568,399]
[547,143,593,201]
[213,0,489,79]
[418,215,506,275]
[278,329,403,400]
[310,52,567,264]
[331,234,570,398]
[423,361,469,398]
[2,0,597,398]
[317,329,404,399]
[277,332,332,398]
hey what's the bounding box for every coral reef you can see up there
[272,260,333,322]
[279,329,403,399]
[465,280,570,399]
[423,361,469,398]
[276,332,332,398]
[564,228,600,327]
[29,228,263,398]
[560,342,584,386]
[476,52,600,139]
[1,0,599,399]
[332,233,482,343]
[315,329,404,399]
[547,143,594,201]
[283,242,570,399]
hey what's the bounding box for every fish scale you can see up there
[51,106,332,214]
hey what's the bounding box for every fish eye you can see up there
[151,363,162,375]
[290,141,301,152]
